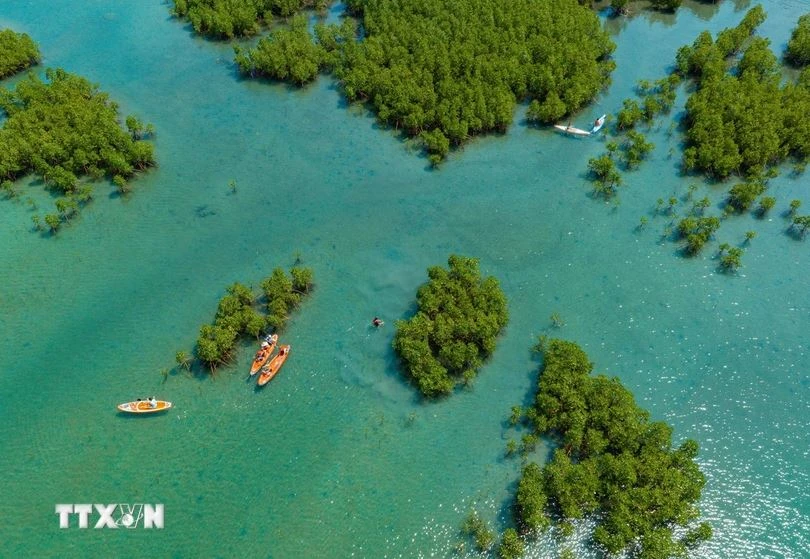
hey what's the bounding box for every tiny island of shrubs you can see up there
[0,28,40,79]
[174,0,616,164]
[392,255,508,397]
[176,266,314,374]
[0,62,156,233]
[504,338,711,558]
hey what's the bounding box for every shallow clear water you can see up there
[0,1,808,557]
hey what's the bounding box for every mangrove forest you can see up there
[0,28,40,79]
[393,255,508,397]
[513,338,711,558]
[0,68,156,232]
[190,266,314,372]
[211,0,617,163]
[676,6,810,178]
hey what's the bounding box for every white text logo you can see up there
[55,504,163,529]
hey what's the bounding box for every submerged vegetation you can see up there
[393,255,508,397]
[511,338,711,558]
[231,0,615,163]
[0,29,40,79]
[459,510,495,553]
[0,69,155,232]
[190,266,313,373]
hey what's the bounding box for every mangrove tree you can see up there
[393,255,508,397]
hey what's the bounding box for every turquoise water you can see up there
[1,1,808,557]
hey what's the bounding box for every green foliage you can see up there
[420,129,450,165]
[193,266,313,372]
[621,130,655,169]
[720,247,744,272]
[175,350,193,371]
[0,69,155,206]
[786,14,810,67]
[678,8,810,179]
[515,338,710,557]
[649,0,682,12]
[638,216,648,230]
[693,196,711,215]
[460,510,494,552]
[393,255,508,397]
[610,0,628,15]
[234,15,327,84]
[682,521,713,548]
[290,266,314,293]
[616,98,644,130]
[727,180,766,213]
[757,195,776,216]
[521,433,539,454]
[44,213,61,233]
[587,155,622,198]
[509,405,523,426]
[789,199,802,214]
[236,0,615,161]
[677,215,720,254]
[497,528,524,559]
[195,282,254,370]
[0,29,40,79]
[172,0,329,39]
[791,214,810,237]
[261,266,314,330]
[516,462,550,533]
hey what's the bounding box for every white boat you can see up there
[590,114,607,134]
[553,124,591,136]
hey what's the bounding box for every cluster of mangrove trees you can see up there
[786,13,810,67]
[0,68,156,232]
[676,6,810,178]
[584,75,676,199]
[230,0,616,164]
[187,266,314,373]
[512,338,711,558]
[392,255,508,397]
[172,0,332,39]
[0,28,40,79]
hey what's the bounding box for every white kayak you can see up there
[553,124,591,136]
[590,114,607,134]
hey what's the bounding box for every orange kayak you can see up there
[117,400,172,413]
[249,334,278,375]
[257,345,291,387]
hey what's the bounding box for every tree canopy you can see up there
[0,68,155,191]
[786,13,810,67]
[171,0,331,39]
[0,29,40,79]
[393,255,508,397]
[676,7,810,178]
[515,338,711,558]
[194,266,314,372]
[234,0,615,163]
